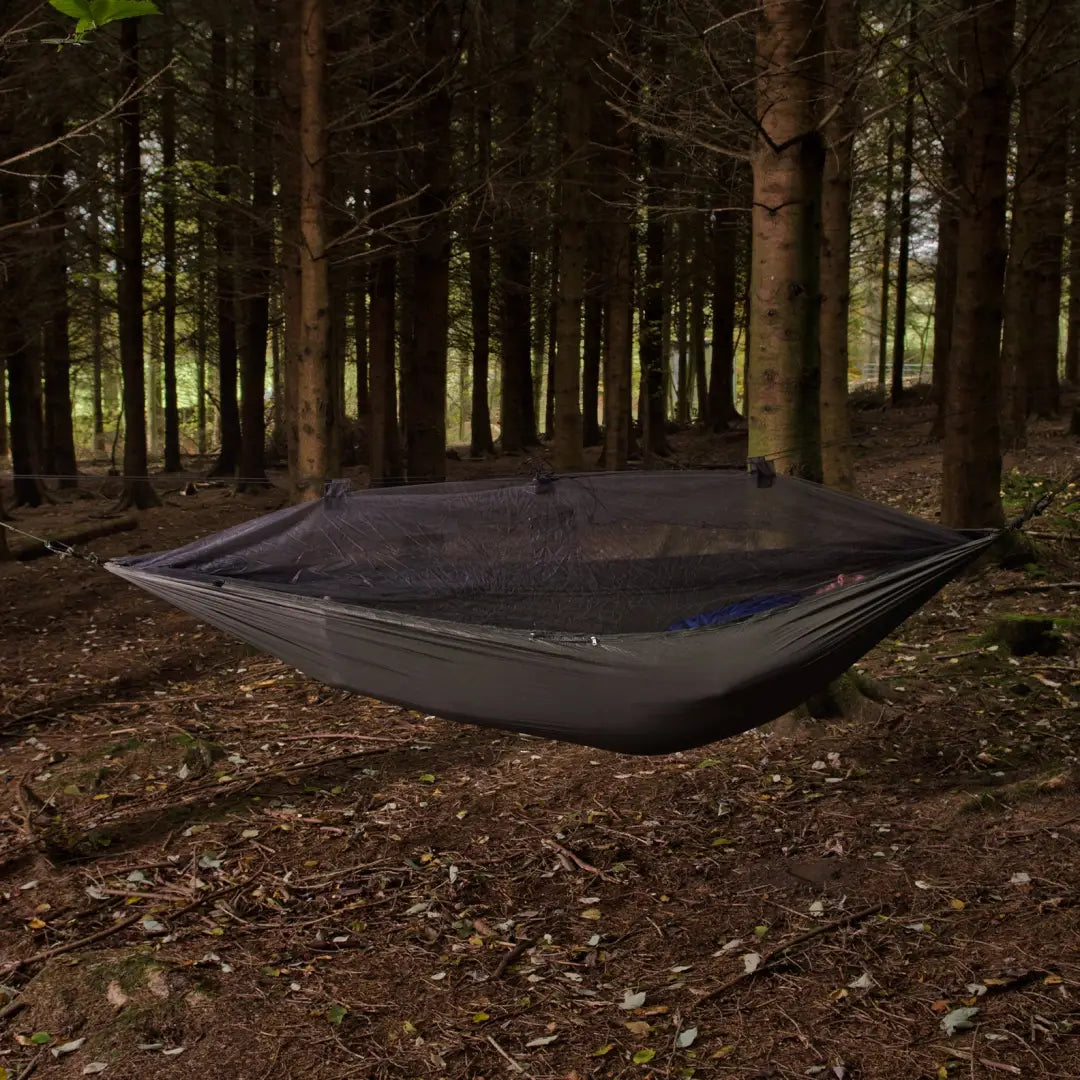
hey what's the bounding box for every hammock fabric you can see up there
[106,470,996,755]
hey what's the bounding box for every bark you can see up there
[708,201,739,430]
[940,0,1014,529]
[640,10,671,461]
[353,261,369,424]
[238,0,273,490]
[278,0,301,481]
[601,1,639,470]
[675,219,690,423]
[690,211,708,423]
[819,0,857,490]
[0,344,8,461]
[877,120,895,389]
[294,0,333,500]
[1067,132,1080,386]
[404,0,453,483]
[210,24,242,478]
[891,51,916,405]
[746,0,824,481]
[497,0,537,453]
[582,237,603,447]
[544,230,557,439]
[41,130,78,486]
[195,217,209,457]
[117,19,159,509]
[1,165,45,506]
[148,311,163,455]
[467,0,494,457]
[552,7,591,471]
[161,7,181,473]
[366,1,402,485]
[1000,0,1071,445]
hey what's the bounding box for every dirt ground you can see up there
[1,402,1078,1080]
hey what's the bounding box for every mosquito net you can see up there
[115,471,979,637]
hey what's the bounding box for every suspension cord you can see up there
[0,518,103,566]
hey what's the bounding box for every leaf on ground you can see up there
[742,952,763,974]
[141,918,166,933]
[624,1021,651,1036]
[676,1026,698,1048]
[848,972,874,989]
[30,1033,52,1046]
[620,990,647,1010]
[525,1034,559,1047]
[472,1012,490,1023]
[632,1048,656,1064]
[580,908,602,920]
[1009,872,1031,886]
[52,1038,86,1057]
[326,1003,348,1025]
[241,829,259,838]
[941,1007,979,1035]
[592,1044,614,1057]
[82,1065,108,1076]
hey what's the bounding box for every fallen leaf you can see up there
[326,1003,348,1025]
[83,1066,107,1076]
[525,1035,559,1047]
[848,972,873,989]
[592,1044,614,1056]
[742,952,763,974]
[632,1048,656,1064]
[711,1045,735,1059]
[52,1038,86,1058]
[140,918,166,934]
[27,918,46,930]
[620,990,647,1010]
[941,1006,979,1035]
[580,908,602,920]
[241,829,259,839]
[1009,872,1031,886]
[30,1033,52,1046]
[676,1026,698,1048]
[950,899,966,911]
[932,999,951,1012]
[472,1012,490,1023]
[162,1048,185,1056]
[624,1021,651,1036]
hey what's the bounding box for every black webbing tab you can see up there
[747,457,776,488]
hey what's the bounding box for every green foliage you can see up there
[48,0,160,45]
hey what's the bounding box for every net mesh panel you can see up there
[119,472,973,635]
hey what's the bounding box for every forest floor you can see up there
[1,399,1079,1080]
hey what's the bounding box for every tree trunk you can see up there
[497,0,537,453]
[41,130,78,487]
[891,49,915,405]
[746,0,824,481]
[1000,0,1070,444]
[601,2,638,470]
[675,218,690,424]
[467,0,494,458]
[582,233,603,447]
[1,161,45,505]
[690,211,708,423]
[940,0,1014,529]
[877,120,895,390]
[404,0,453,484]
[552,8,591,471]
[116,20,158,508]
[1067,125,1080,386]
[353,260,369,426]
[293,0,332,500]
[161,8,181,473]
[210,24,242,478]
[148,311,163,456]
[819,0,857,490]
[195,217,209,457]
[708,200,739,430]
[238,0,273,490]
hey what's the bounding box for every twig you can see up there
[996,581,1080,594]
[14,1050,44,1080]
[933,649,981,661]
[0,876,251,978]
[542,838,618,883]
[493,938,536,979]
[1023,532,1080,544]
[486,1035,525,1074]
[0,996,27,1021]
[694,904,884,1005]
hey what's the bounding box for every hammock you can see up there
[105,470,997,754]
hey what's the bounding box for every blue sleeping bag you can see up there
[666,593,802,632]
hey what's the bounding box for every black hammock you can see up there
[106,469,998,755]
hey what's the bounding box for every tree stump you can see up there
[984,613,1064,656]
